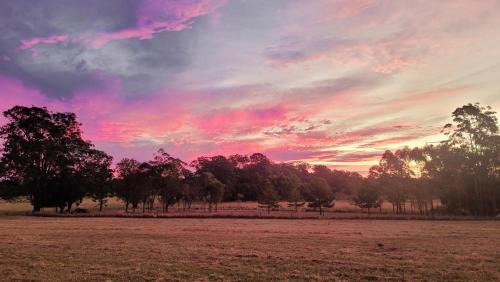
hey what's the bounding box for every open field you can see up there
[0,217,499,281]
[0,198,442,216]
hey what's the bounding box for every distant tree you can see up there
[286,185,305,212]
[352,181,382,215]
[115,158,142,212]
[304,177,335,215]
[234,153,273,200]
[137,162,154,213]
[422,145,467,214]
[200,172,225,212]
[149,149,186,212]
[82,149,113,212]
[228,154,250,169]
[267,168,305,212]
[313,165,363,195]
[181,171,200,210]
[369,150,410,214]
[0,106,93,212]
[257,181,280,213]
[270,172,301,199]
[191,155,238,200]
[294,162,312,183]
[397,146,435,214]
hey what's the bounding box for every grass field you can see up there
[0,198,441,216]
[0,217,498,281]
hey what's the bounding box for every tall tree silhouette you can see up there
[304,177,335,215]
[369,150,410,214]
[200,172,225,212]
[0,106,93,212]
[442,103,499,215]
[114,158,142,212]
[82,149,113,212]
[150,149,187,212]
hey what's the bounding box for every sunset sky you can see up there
[1,0,499,173]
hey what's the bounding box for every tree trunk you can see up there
[32,201,41,213]
[99,199,104,212]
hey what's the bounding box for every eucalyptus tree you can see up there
[352,180,382,215]
[191,155,238,200]
[369,150,411,214]
[441,103,499,215]
[81,149,114,212]
[149,149,187,212]
[115,158,143,212]
[0,106,93,212]
[257,181,280,214]
[200,172,225,212]
[304,177,335,215]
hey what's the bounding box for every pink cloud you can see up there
[91,0,228,48]
[371,57,413,74]
[264,1,500,73]
[16,1,228,51]
[1,55,11,62]
[0,75,190,143]
[18,34,68,50]
[358,135,422,149]
[195,104,289,136]
[90,22,184,48]
[330,0,377,19]
[0,74,289,151]
[403,86,471,104]
[69,82,192,142]
[332,85,471,126]
[137,0,227,26]
[328,151,382,163]
[265,32,434,74]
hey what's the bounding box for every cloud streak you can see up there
[19,35,68,50]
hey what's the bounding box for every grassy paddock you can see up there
[0,217,498,281]
[0,198,441,216]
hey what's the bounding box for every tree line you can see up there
[366,103,500,216]
[0,103,498,216]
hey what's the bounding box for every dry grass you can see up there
[0,217,498,281]
[0,198,439,215]
[0,198,125,215]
